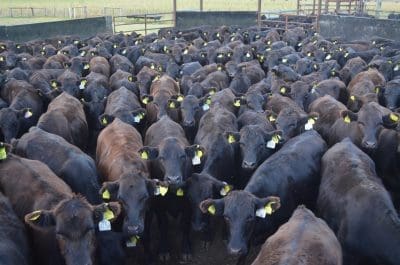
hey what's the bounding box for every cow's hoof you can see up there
[159,252,170,262]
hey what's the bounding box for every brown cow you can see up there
[37,92,88,150]
[0,150,120,265]
[96,118,162,239]
[89,56,110,77]
[252,205,342,265]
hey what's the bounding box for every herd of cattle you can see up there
[0,23,400,265]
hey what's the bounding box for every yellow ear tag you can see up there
[169,101,176,109]
[142,97,149,105]
[140,151,149,160]
[265,202,275,215]
[280,87,286,94]
[0,147,7,160]
[159,186,168,196]
[195,149,203,159]
[102,189,110,200]
[183,49,188,55]
[350,95,355,101]
[220,183,231,196]
[344,115,351,124]
[176,188,184,197]
[101,117,108,126]
[269,115,276,122]
[84,64,90,70]
[29,210,41,221]
[375,87,380,94]
[233,100,241,107]
[103,208,114,221]
[51,81,58,88]
[207,205,216,215]
[150,64,155,69]
[177,95,184,102]
[308,118,316,125]
[0,56,4,62]
[390,113,399,122]
[126,236,139,248]
[228,134,236,144]
[272,135,280,144]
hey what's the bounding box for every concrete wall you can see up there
[319,15,400,41]
[0,16,113,42]
[176,11,257,29]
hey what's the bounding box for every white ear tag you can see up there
[24,110,33,119]
[202,104,210,111]
[192,155,201,165]
[255,207,267,218]
[266,140,276,149]
[305,119,315,131]
[98,219,111,231]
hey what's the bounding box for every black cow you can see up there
[317,139,400,265]
[200,130,327,263]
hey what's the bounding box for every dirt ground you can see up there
[127,217,261,265]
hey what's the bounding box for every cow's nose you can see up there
[167,175,182,184]
[127,225,140,234]
[228,247,243,256]
[363,141,377,149]
[242,160,256,169]
[183,120,195,127]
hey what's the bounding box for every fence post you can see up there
[145,14,147,35]
[257,0,262,28]
[173,0,177,27]
[84,6,88,18]
[200,0,203,11]
[297,0,300,15]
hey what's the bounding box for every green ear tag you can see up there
[208,205,216,215]
[176,188,184,197]
[103,208,114,221]
[390,113,399,122]
[159,186,168,196]
[344,115,351,124]
[29,210,42,221]
[140,151,149,160]
[0,147,7,160]
[101,117,108,126]
[228,134,236,144]
[102,189,110,200]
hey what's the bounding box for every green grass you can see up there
[1,0,400,33]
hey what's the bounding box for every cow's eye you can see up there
[246,216,253,222]
[224,216,230,222]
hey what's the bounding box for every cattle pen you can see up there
[1,0,400,265]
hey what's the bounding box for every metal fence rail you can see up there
[112,12,175,35]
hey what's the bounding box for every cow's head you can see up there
[100,172,167,237]
[139,140,205,185]
[225,127,282,171]
[200,191,280,256]
[25,196,121,265]
[185,173,232,232]
[0,107,33,143]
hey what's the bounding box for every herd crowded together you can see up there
[0,23,400,265]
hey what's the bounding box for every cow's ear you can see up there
[279,85,291,95]
[93,202,121,223]
[340,110,358,124]
[199,95,212,111]
[265,130,283,149]
[140,94,153,105]
[99,181,120,201]
[147,179,169,197]
[25,210,55,230]
[382,113,399,129]
[131,108,146,124]
[302,112,319,131]
[170,94,184,102]
[138,146,159,160]
[254,196,281,219]
[167,99,180,109]
[233,97,246,108]
[204,87,217,95]
[265,110,278,123]
[98,114,114,127]
[17,108,33,119]
[185,145,205,166]
[224,131,240,144]
[199,198,224,216]
[0,142,12,161]
[77,78,88,90]
[212,180,233,197]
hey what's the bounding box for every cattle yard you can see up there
[2,0,400,265]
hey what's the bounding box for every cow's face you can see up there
[226,127,282,171]
[180,95,203,129]
[383,82,400,110]
[25,197,121,265]
[185,173,231,232]
[0,108,32,143]
[200,191,280,256]
[139,141,205,185]
[100,173,163,237]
